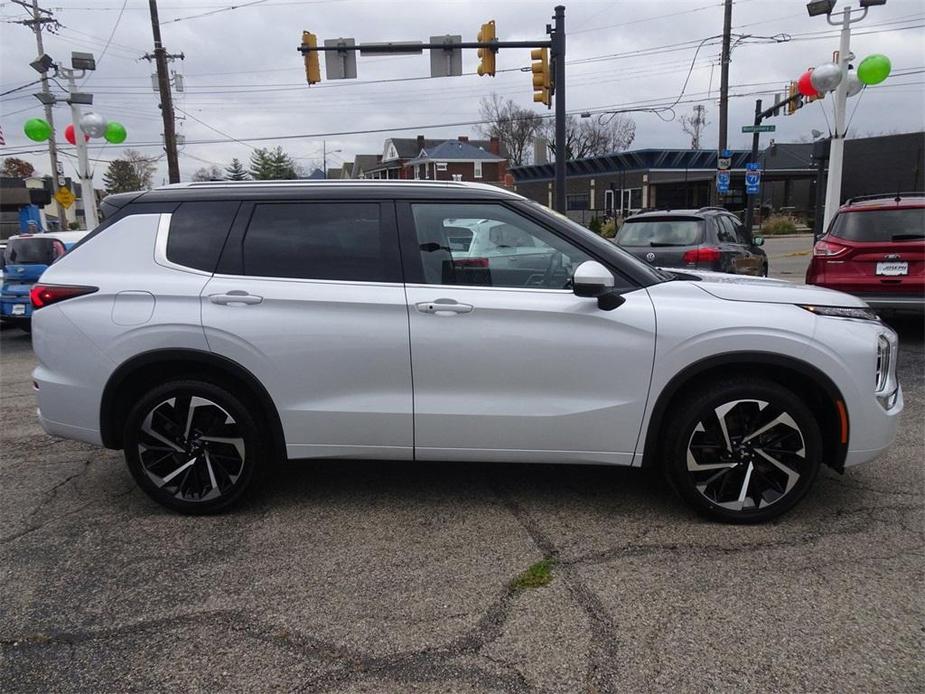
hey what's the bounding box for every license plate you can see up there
[11,303,26,315]
[876,261,908,276]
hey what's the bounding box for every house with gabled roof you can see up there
[360,135,508,180]
[403,138,508,184]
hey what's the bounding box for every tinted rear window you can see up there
[242,202,398,282]
[830,208,925,242]
[4,237,56,265]
[616,218,704,247]
[167,201,240,272]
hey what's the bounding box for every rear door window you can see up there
[830,208,925,242]
[241,202,400,282]
[167,201,240,272]
[715,216,738,243]
[616,218,704,247]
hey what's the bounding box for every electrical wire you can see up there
[79,0,128,87]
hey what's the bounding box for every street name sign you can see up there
[741,124,776,133]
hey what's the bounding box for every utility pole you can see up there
[718,0,732,153]
[552,5,566,214]
[147,0,180,183]
[16,0,67,227]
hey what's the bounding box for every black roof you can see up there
[105,181,523,207]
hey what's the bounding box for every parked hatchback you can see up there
[31,181,900,523]
[615,207,768,276]
[806,193,924,312]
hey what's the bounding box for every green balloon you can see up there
[24,118,51,142]
[857,54,891,86]
[104,121,127,144]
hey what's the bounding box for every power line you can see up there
[79,0,128,86]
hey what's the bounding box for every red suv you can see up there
[806,193,924,312]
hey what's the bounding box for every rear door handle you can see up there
[209,291,263,306]
[415,299,473,315]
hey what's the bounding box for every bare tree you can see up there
[123,149,157,189]
[680,105,709,150]
[477,94,544,167]
[192,165,224,181]
[542,114,636,160]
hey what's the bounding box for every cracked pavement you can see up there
[1,316,922,693]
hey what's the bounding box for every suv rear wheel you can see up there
[664,378,822,523]
[123,379,264,514]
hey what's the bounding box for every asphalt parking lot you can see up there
[1,289,922,692]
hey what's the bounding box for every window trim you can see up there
[395,200,643,291]
[473,161,482,179]
[154,213,212,276]
[216,199,404,284]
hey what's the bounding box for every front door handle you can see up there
[415,299,473,315]
[209,291,263,306]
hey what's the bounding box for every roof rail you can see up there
[845,192,925,204]
[696,206,729,213]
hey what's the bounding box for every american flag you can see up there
[0,124,5,146]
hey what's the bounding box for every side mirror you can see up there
[753,235,765,247]
[573,260,625,311]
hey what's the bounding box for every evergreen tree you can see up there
[249,146,297,180]
[102,159,142,194]
[224,157,249,180]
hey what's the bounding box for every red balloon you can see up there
[798,69,818,98]
[64,123,89,145]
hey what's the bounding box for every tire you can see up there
[122,379,265,514]
[663,377,822,523]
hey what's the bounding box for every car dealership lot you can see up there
[1,311,922,693]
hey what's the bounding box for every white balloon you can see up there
[79,111,108,138]
[846,70,863,97]
[810,62,843,93]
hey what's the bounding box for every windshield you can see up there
[4,237,58,265]
[616,218,704,247]
[830,208,925,242]
[519,200,672,284]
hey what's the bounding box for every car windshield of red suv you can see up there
[831,208,925,242]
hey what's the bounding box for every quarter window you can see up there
[410,203,592,289]
[242,202,398,282]
[167,201,240,272]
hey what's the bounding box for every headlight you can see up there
[800,304,879,320]
[875,332,899,409]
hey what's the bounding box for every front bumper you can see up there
[844,383,903,467]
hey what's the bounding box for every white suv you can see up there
[31,181,902,522]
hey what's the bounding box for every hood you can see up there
[672,269,868,307]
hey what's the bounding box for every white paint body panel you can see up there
[200,275,413,460]
[405,284,656,464]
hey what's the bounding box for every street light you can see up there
[859,0,887,7]
[30,53,54,74]
[70,52,96,71]
[806,0,836,16]
[33,91,56,106]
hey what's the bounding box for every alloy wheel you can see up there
[686,398,806,511]
[137,395,246,502]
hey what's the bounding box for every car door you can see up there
[399,200,657,465]
[201,200,413,461]
[716,215,761,275]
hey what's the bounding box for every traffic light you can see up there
[785,81,803,115]
[303,31,321,85]
[477,20,496,77]
[531,48,551,107]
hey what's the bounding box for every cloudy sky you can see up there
[1,0,923,185]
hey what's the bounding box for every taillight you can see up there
[682,247,721,264]
[813,239,848,257]
[30,284,97,309]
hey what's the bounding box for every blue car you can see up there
[1,231,88,333]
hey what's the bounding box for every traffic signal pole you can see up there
[299,5,568,211]
[742,92,802,234]
[552,5,566,214]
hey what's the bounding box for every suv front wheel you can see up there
[664,378,822,523]
[123,379,264,514]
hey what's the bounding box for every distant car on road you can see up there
[614,207,768,276]
[806,194,924,313]
[0,230,87,333]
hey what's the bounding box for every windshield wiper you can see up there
[891,234,925,241]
